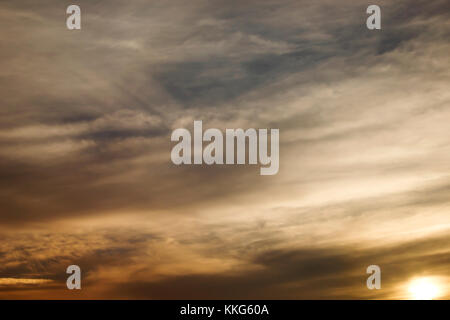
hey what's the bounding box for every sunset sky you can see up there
[0,0,449,299]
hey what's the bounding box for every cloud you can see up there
[0,0,449,298]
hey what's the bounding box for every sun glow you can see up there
[408,277,441,300]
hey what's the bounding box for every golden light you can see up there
[408,277,441,300]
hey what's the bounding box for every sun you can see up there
[408,277,441,300]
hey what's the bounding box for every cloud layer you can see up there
[0,0,449,299]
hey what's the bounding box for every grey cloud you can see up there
[0,0,449,299]
[110,234,450,299]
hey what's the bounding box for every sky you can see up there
[0,0,449,299]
